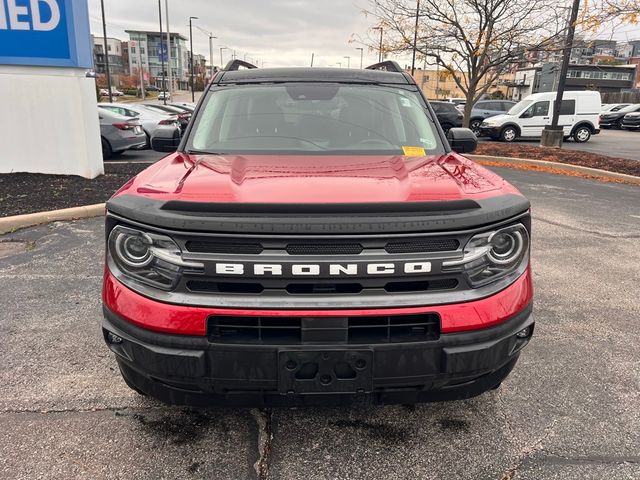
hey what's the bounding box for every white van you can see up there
[479,91,601,143]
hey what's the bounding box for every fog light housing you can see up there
[515,326,532,339]
[107,331,123,344]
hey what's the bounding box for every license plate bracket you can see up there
[278,349,373,394]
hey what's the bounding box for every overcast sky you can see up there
[87,0,639,69]
[87,0,387,68]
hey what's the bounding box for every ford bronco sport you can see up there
[102,60,533,406]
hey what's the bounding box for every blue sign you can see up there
[158,42,168,63]
[0,0,92,68]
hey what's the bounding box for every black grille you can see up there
[185,240,263,254]
[187,279,457,295]
[286,243,364,255]
[385,238,459,253]
[208,314,440,344]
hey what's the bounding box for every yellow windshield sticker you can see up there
[402,146,426,156]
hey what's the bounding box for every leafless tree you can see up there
[362,0,568,126]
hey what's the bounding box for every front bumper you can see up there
[479,125,501,137]
[621,121,640,129]
[103,302,533,407]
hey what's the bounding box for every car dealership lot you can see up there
[0,169,638,480]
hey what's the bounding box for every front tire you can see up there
[500,126,518,142]
[573,126,591,143]
[470,119,483,135]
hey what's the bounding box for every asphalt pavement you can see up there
[1,169,639,479]
[480,128,640,161]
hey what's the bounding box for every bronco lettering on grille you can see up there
[212,262,432,276]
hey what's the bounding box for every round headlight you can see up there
[488,230,524,265]
[114,231,153,267]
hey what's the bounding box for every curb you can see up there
[467,154,640,185]
[0,203,105,235]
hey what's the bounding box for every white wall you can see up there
[0,65,103,179]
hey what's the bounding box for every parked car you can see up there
[430,101,463,133]
[98,103,180,147]
[600,103,640,129]
[600,103,631,114]
[620,111,640,130]
[143,103,191,130]
[145,85,161,92]
[102,60,534,407]
[479,91,601,143]
[168,103,195,113]
[469,100,516,135]
[98,109,146,159]
[158,91,171,101]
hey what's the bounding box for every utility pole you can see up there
[411,0,420,75]
[189,16,198,103]
[356,47,363,68]
[99,0,113,103]
[344,56,350,68]
[540,0,581,147]
[157,0,166,104]
[165,0,172,95]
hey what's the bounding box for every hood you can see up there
[624,112,640,118]
[482,114,511,123]
[115,152,519,204]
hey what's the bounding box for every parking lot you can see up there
[0,168,638,480]
[480,128,640,161]
[109,125,640,164]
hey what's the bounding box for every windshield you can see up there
[507,100,533,116]
[187,84,443,155]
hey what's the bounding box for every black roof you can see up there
[216,67,412,85]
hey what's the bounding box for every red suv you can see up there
[102,61,533,407]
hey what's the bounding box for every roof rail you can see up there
[365,60,404,73]
[223,59,258,71]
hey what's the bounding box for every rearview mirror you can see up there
[150,125,181,152]
[447,128,477,154]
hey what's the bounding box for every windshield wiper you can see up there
[185,149,226,155]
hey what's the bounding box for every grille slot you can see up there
[384,279,458,293]
[286,243,364,255]
[185,240,263,254]
[207,314,440,344]
[187,281,264,294]
[286,283,363,294]
[385,238,459,253]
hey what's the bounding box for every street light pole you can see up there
[165,0,172,95]
[219,46,227,66]
[99,0,113,103]
[344,56,350,68]
[411,0,420,75]
[189,16,198,103]
[356,47,363,69]
[157,0,166,104]
[540,0,581,147]
[208,34,216,79]
[373,26,383,62]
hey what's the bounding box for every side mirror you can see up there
[447,127,477,154]
[520,110,532,119]
[150,125,181,152]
